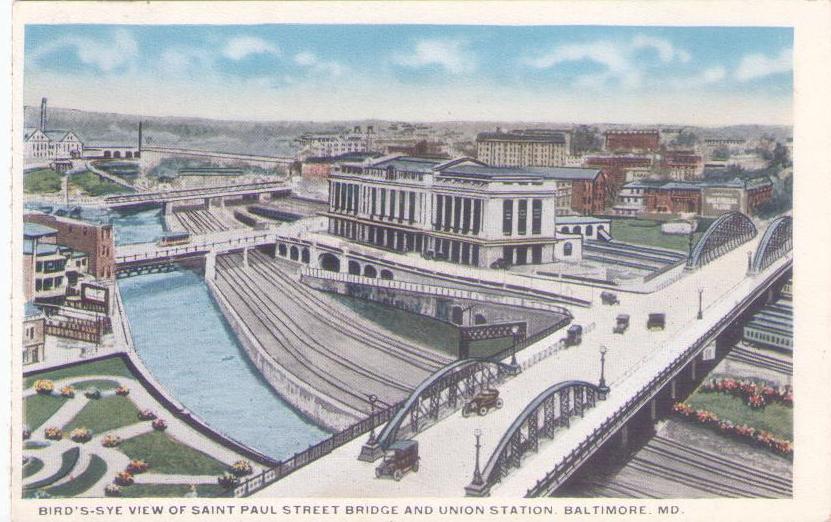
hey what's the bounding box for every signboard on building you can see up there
[701,187,744,217]
[80,283,109,310]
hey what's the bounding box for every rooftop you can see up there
[439,164,601,181]
[557,216,612,224]
[477,131,566,144]
[23,242,60,256]
[23,222,58,239]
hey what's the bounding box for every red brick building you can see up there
[546,168,608,215]
[643,182,701,214]
[604,130,661,152]
[660,150,704,180]
[24,213,115,280]
[584,155,654,186]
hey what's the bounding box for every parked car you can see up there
[462,389,503,417]
[600,291,620,305]
[565,324,583,347]
[647,313,666,331]
[613,314,630,334]
[375,440,420,481]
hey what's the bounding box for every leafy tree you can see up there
[571,125,602,154]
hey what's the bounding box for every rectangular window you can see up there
[352,184,359,214]
[371,188,377,216]
[36,261,43,272]
[502,199,513,235]
[444,196,452,231]
[532,199,542,235]
[471,245,480,266]
[453,197,462,232]
[380,188,387,217]
[503,246,513,264]
[435,195,444,230]
[462,198,471,233]
[518,200,528,235]
[399,192,406,221]
[532,245,542,264]
[461,242,471,264]
[472,200,482,235]
[390,190,397,219]
[409,192,416,223]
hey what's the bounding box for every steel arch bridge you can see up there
[751,216,792,274]
[371,359,516,454]
[466,380,602,497]
[686,211,757,270]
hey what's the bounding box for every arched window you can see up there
[380,269,394,280]
[348,260,361,275]
[561,226,570,233]
[290,246,299,261]
[319,253,340,272]
[573,225,582,235]
[451,306,464,325]
[586,225,593,236]
[301,248,310,264]
[125,151,133,158]
[114,151,121,158]
[278,244,287,257]
[564,242,573,256]
[474,313,487,325]
[103,151,111,159]
[363,265,377,278]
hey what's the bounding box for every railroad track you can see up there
[215,254,438,411]
[247,251,449,372]
[726,346,792,375]
[177,209,230,235]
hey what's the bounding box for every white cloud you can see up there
[30,29,138,73]
[292,51,345,77]
[700,66,727,84]
[735,48,792,81]
[631,35,691,63]
[393,39,475,74]
[223,36,280,61]
[159,47,216,76]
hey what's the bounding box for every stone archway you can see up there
[363,265,378,278]
[319,253,341,272]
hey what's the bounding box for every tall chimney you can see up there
[40,97,47,131]
[138,121,143,152]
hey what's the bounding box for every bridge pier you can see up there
[205,252,216,281]
[243,248,249,269]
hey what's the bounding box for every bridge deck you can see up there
[254,227,789,497]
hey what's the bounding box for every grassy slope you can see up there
[24,169,62,194]
[118,431,228,475]
[609,218,703,252]
[25,357,134,388]
[46,454,107,497]
[25,394,69,431]
[63,395,142,435]
[69,171,131,196]
[687,391,793,440]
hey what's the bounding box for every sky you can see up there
[23,24,793,126]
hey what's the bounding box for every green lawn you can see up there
[69,171,132,196]
[24,447,80,492]
[118,431,228,476]
[609,218,703,252]
[25,394,69,431]
[25,357,134,388]
[23,457,44,479]
[63,395,142,435]
[331,294,511,358]
[24,168,62,194]
[70,379,121,391]
[45,454,107,497]
[687,390,793,440]
[119,483,230,498]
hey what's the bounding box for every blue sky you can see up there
[24,24,793,125]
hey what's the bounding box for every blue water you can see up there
[118,270,330,459]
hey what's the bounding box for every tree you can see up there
[671,130,698,147]
[571,125,602,154]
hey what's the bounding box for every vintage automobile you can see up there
[564,324,583,347]
[600,291,620,305]
[647,313,666,331]
[462,389,503,417]
[613,314,630,334]
[375,440,420,481]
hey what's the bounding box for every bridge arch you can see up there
[751,216,792,274]
[372,359,516,453]
[468,380,602,496]
[319,253,340,273]
[686,211,756,269]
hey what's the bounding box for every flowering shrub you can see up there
[34,380,54,395]
[104,484,121,497]
[672,402,793,457]
[138,409,156,421]
[60,386,75,398]
[70,427,92,443]
[126,460,149,474]
[230,460,253,477]
[701,378,792,407]
[23,425,31,441]
[44,427,63,440]
[114,471,134,486]
[217,473,239,489]
[84,387,101,400]
[101,434,122,448]
[151,419,167,431]
[115,386,130,396]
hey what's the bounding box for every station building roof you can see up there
[24,222,58,239]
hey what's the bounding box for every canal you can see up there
[109,206,329,459]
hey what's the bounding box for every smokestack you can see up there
[40,98,47,131]
[138,121,143,153]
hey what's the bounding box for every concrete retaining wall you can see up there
[206,280,363,432]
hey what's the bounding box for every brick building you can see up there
[644,182,701,214]
[660,150,704,180]
[584,155,654,186]
[604,130,661,152]
[24,213,115,280]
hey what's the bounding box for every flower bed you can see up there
[699,378,793,409]
[114,471,134,487]
[84,388,102,400]
[673,402,793,457]
[126,459,149,474]
[151,419,167,431]
[34,380,54,395]
[60,386,76,399]
[230,460,253,477]
[44,427,63,440]
[104,484,121,497]
[23,425,31,441]
[137,409,156,421]
[115,386,130,397]
[69,427,92,443]
[101,434,122,448]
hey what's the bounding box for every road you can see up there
[255,229,790,497]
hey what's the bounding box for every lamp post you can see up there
[598,345,610,398]
[510,325,520,368]
[472,428,483,486]
[747,250,753,272]
[697,288,704,320]
[368,394,378,443]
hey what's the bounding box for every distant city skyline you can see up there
[24,25,793,126]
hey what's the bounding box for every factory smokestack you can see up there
[40,98,47,131]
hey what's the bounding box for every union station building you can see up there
[324,155,593,268]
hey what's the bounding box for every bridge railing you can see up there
[105,181,288,204]
[232,399,404,497]
[525,258,792,497]
[301,267,574,316]
[115,233,275,264]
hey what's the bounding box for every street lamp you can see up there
[367,394,378,443]
[471,428,483,486]
[598,345,610,397]
[747,250,753,272]
[697,288,704,320]
[510,325,520,368]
